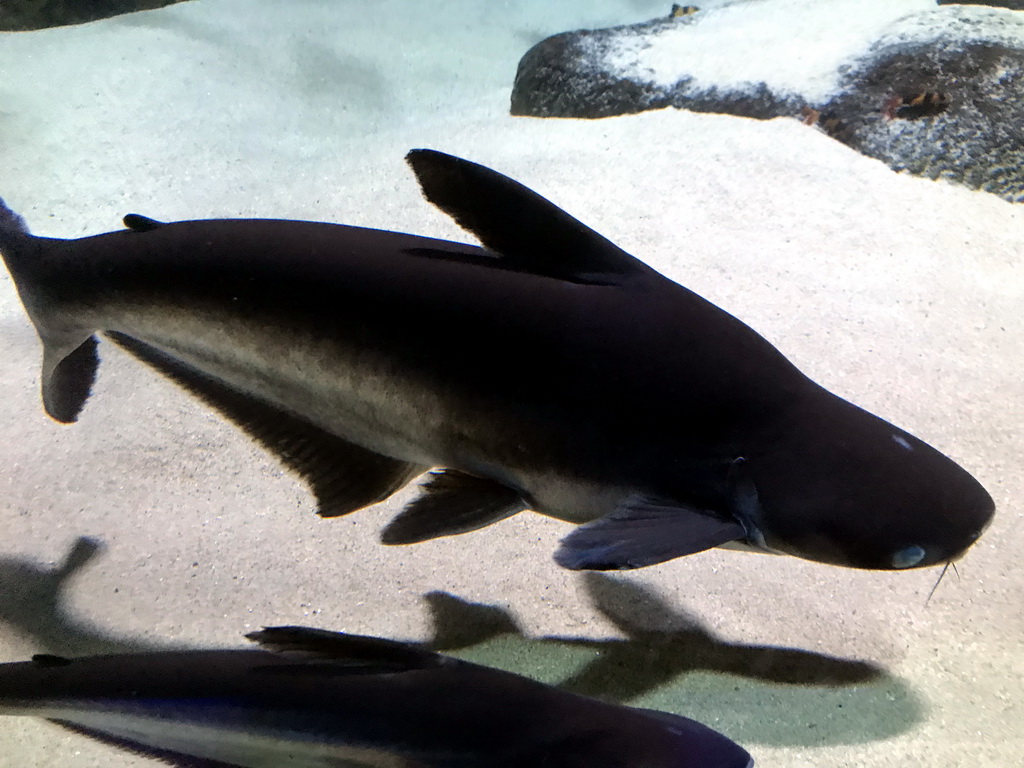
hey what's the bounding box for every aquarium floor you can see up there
[0,2,1021,766]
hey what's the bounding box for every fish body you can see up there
[0,150,994,571]
[0,627,754,768]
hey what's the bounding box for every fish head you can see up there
[635,708,753,768]
[540,707,753,768]
[731,391,994,570]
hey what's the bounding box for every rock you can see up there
[511,4,856,121]
[821,16,1024,203]
[511,12,800,120]
[511,2,1024,202]
[0,0,191,31]
[938,0,1024,9]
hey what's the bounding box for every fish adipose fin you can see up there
[406,149,656,286]
[380,469,527,545]
[554,495,746,570]
[107,332,424,517]
[31,654,73,667]
[122,213,166,232]
[247,626,443,672]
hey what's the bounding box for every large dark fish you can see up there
[0,626,754,768]
[0,150,994,571]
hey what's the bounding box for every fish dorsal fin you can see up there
[247,627,443,671]
[123,214,165,232]
[406,149,656,286]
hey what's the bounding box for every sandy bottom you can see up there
[0,2,1021,766]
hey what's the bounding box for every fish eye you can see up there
[891,545,927,569]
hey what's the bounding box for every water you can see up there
[0,2,1021,766]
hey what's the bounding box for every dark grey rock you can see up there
[821,37,1024,203]
[511,14,799,120]
[938,0,1024,9]
[0,0,191,31]
[511,21,677,119]
[511,4,1024,202]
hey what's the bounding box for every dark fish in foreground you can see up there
[0,626,754,768]
[0,150,994,571]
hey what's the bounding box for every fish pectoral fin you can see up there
[381,469,527,545]
[406,149,656,287]
[41,334,99,423]
[554,495,746,571]
[106,332,424,517]
[247,626,443,671]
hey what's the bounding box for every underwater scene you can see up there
[0,0,1021,766]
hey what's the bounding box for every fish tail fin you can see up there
[41,336,100,423]
[0,195,29,242]
[0,196,32,282]
[0,196,99,423]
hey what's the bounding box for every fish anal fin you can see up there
[380,469,526,545]
[106,332,423,517]
[42,335,99,423]
[247,626,442,671]
[405,149,655,286]
[554,495,746,571]
[52,720,240,768]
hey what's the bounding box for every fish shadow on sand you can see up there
[0,537,925,748]
[422,576,925,748]
[0,537,166,656]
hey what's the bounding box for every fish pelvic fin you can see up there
[554,495,746,570]
[406,149,657,286]
[106,332,425,516]
[380,469,527,545]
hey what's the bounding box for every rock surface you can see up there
[512,2,1024,202]
[0,0,190,31]
[938,0,1024,9]
[825,23,1024,202]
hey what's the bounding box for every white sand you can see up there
[0,1,1021,766]
[606,0,933,103]
[604,0,1024,104]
